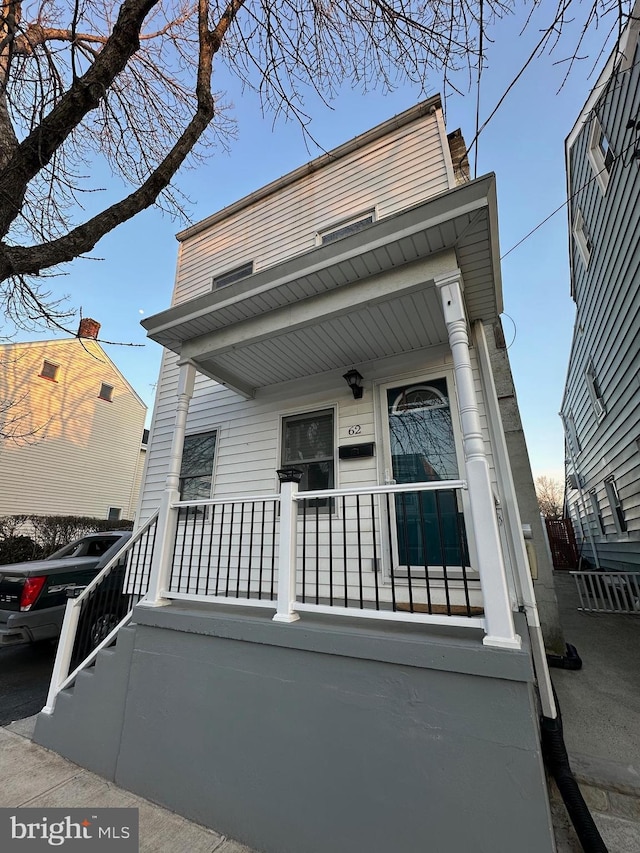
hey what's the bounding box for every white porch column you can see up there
[144,361,196,607]
[434,270,521,649]
[273,470,301,623]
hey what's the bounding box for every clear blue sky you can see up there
[7,3,621,482]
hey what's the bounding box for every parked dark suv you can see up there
[0,531,131,646]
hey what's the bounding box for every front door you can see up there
[385,378,467,568]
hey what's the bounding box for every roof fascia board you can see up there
[176,96,443,243]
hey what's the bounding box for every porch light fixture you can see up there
[343,369,364,399]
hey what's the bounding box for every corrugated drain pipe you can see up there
[525,613,608,851]
[540,684,608,852]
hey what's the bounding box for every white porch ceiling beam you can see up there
[182,250,457,363]
[183,359,256,399]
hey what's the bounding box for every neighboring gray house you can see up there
[562,3,640,572]
[35,98,560,853]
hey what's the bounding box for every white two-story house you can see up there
[35,98,560,853]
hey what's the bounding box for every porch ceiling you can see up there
[143,175,501,396]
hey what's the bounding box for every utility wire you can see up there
[501,129,640,260]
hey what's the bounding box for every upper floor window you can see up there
[281,409,334,510]
[319,212,375,245]
[585,363,605,419]
[180,431,217,501]
[39,360,59,382]
[213,261,254,290]
[588,116,614,193]
[604,477,627,534]
[99,383,114,402]
[572,208,592,268]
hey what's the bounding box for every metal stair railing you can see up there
[42,511,159,714]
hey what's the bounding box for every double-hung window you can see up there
[179,431,217,501]
[588,116,614,193]
[585,363,605,419]
[573,208,592,268]
[281,409,334,509]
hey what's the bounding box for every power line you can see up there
[500,129,640,260]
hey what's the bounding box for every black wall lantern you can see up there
[343,369,364,399]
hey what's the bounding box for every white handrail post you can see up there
[435,270,521,650]
[42,597,81,714]
[144,362,195,607]
[273,469,301,623]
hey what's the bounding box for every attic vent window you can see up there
[588,116,614,192]
[213,261,254,289]
[39,360,59,382]
[319,212,375,245]
[99,383,114,402]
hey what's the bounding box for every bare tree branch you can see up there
[0,0,634,329]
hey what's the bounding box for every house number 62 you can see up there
[348,425,362,436]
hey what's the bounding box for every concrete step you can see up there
[549,753,640,852]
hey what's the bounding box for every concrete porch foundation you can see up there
[35,605,556,853]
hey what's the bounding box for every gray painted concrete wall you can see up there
[36,605,556,853]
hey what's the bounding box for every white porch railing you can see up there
[163,480,485,631]
[42,512,159,714]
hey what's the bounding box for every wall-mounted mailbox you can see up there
[339,442,375,460]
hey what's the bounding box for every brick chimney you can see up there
[77,318,101,340]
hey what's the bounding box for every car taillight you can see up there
[20,576,47,611]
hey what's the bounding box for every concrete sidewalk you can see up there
[0,720,257,853]
[549,571,640,852]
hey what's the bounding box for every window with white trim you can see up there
[179,431,217,500]
[604,477,627,534]
[563,411,581,456]
[318,211,375,245]
[572,208,592,268]
[107,507,122,521]
[585,363,605,419]
[281,409,334,509]
[588,116,614,193]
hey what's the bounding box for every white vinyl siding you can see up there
[173,113,450,306]
[139,347,499,523]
